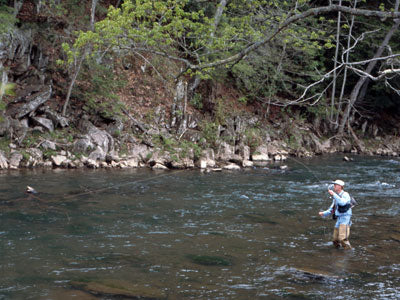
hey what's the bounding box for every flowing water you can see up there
[0,155,399,299]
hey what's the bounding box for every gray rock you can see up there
[73,135,94,153]
[41,140,56,150]
[32,116,54,132]
[152,162,168,170]
[43,107,69,128]
[26,148,43,161]
[9,152,23,169]
[51,155,67,166]
[130,143,151,162]
[223,163,241,170]
[0,116,10,136]
[85,159,99,169]
[0,150,8,169]
[16,85,52,118]
[242,160,253,168]
[196,148,216,169]
[106,119,124,137]
[78,119,114,154]
[88,146,106,161]
[216,142,235,162]
[237,144,250,161]
[252,145,270,162]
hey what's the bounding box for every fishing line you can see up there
[287,156,326,186]
[62,169,187,200]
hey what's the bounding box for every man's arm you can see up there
[331,191,350,206]
[319,199,335,217]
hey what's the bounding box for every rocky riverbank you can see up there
[1,109,400,171]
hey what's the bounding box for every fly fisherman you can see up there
[318,179,352,249]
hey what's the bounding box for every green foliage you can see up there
[0,82,16,115]
[42,149,57,159]
[200,121,219,148]
[75,60,127,120]
[238,96,247,104]
[214,98,229,125]
[20,150,31,162]
[21,132,41,148]
[0,136,10,154]
[190,93,203,110]
[0,5,17,34]
[244,127,263,151]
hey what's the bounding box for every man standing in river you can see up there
[319,179,352,249]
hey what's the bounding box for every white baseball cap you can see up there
[332,179,345,186]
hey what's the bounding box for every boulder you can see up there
[15,85,52,118]
[41,140,56,150]
[42,161,53,168]
[273,154,287,161]
[85,159,99,168]
[223,163,241,170]
[73,135,94,153]
[107,118,124,137]
[9,152,23,169]
[70,279,166,299]
[237,144,251,161]
[152,163,168,170]
[216,142,235,161]
[251,145,270,162]
[0,150,8,169]
[78,118,114,154]
[196,148,216,169]
[196,158,208,169]
[171,157,194,169]
[242,160,253,168]
[0,116,10,136]
[32,116,54,132]
[25,148,43,166]
[88,146,106,161]
[117,157,139,168]
[51,155,67,167]
[129,143,151,162]
[42,107,69,128]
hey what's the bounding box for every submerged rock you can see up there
[292,267,340,282]
[70,279,166,299]
[186,254,232,266]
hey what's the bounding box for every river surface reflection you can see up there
[0,155,399,299]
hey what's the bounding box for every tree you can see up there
[62,0,400,130]
[59,0,99,116]
[338,0,400,135]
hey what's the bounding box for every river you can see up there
[0,155,399,299]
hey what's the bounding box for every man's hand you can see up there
[318,212,324,217]
[328,189,334,196]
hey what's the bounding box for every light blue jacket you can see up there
[322,190,352,227]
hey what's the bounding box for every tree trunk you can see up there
[338,0,400,135]
[330,0,342,127]
[62,56,84,116]
[335,0,357,129]
[188,0,227,96]
[62,0,97,116]
[90,0,98,30]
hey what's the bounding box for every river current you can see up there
[0,155,399,299]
